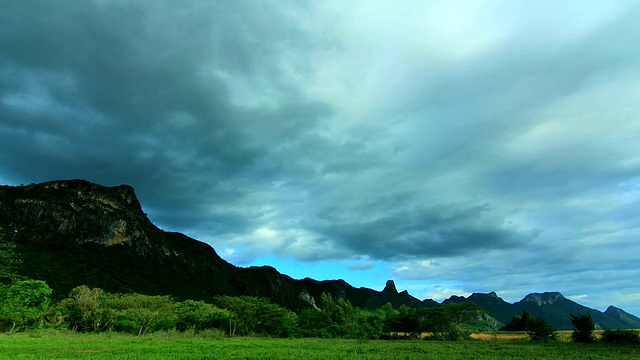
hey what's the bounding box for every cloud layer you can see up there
[2,0,640,314]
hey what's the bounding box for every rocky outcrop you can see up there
[382,280,398,294]
[3,180,157,252]
[520,292,564,306]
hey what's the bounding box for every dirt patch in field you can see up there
[470,333,529,341]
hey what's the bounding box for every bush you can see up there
[111,317,138,334]
[501,310,533,331]
[601,329,640,344]
[175,300,230,333]
[526,318,556,342]
[569,313,595,343]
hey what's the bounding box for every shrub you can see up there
[569,313,595,343]
[111,317,138,334]
[601,329,640,344]
[501,310,533,331]
[526,318,556,342]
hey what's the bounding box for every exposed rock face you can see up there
[4,180,155,251]
[298,289,317,309]
[0,180,430,311]
[521,292,565,306]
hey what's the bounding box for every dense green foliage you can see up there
[0,280,52,332]
[0,234,23,285]
[526,317,557,342]
[296,293,384,339]
[382,302,480,340]
[569,313,595,343]
[500,310,533,331]
[3,281,638,348]
[1,283,491,340]
[601,329,640,344]
[212,296,296,337]
[174,299,231,333]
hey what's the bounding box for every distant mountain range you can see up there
[1,180,638,330]
[444,291,639,329]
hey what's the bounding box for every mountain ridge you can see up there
[443,291,640,329]
[1,180,638,329]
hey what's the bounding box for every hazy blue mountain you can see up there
[444,291,640,329]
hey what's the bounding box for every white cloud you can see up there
[349,262,376,271]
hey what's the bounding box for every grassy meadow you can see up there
[1,331,639,360]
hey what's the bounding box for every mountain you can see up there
[0,180,428,311]
[444,291,640,330]
[444,292,517,324]
[604,306,640,328]
[1,180,638,330]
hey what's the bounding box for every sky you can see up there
[1,0,640,316]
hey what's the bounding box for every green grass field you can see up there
[1,331,639,359]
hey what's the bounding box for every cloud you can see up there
[2,0,640,315]
[348,262,376,271]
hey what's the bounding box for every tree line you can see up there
[4,280,638,344]
[501,309,640,344]
[0,279,490,339]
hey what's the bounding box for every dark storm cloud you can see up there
[0,0,327,226]
[313,203,530,260]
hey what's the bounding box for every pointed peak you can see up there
[382,280,398,293]
[605,305,620,311]
[604,305,622,314]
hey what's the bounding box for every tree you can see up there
[423,303,478,341]
[526,317,556,342]
[213,296,296,337]
[111,293,175,336]
[502,310,555,342]
[501,310,533,331]
[1,280,52,332]
[394,304,421,338]
[298,294,382,339]
[569,313,595,343]
[58,285,117,332]
[381,302,399,333]
[174,300,230,333]
[296,308,333,338]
